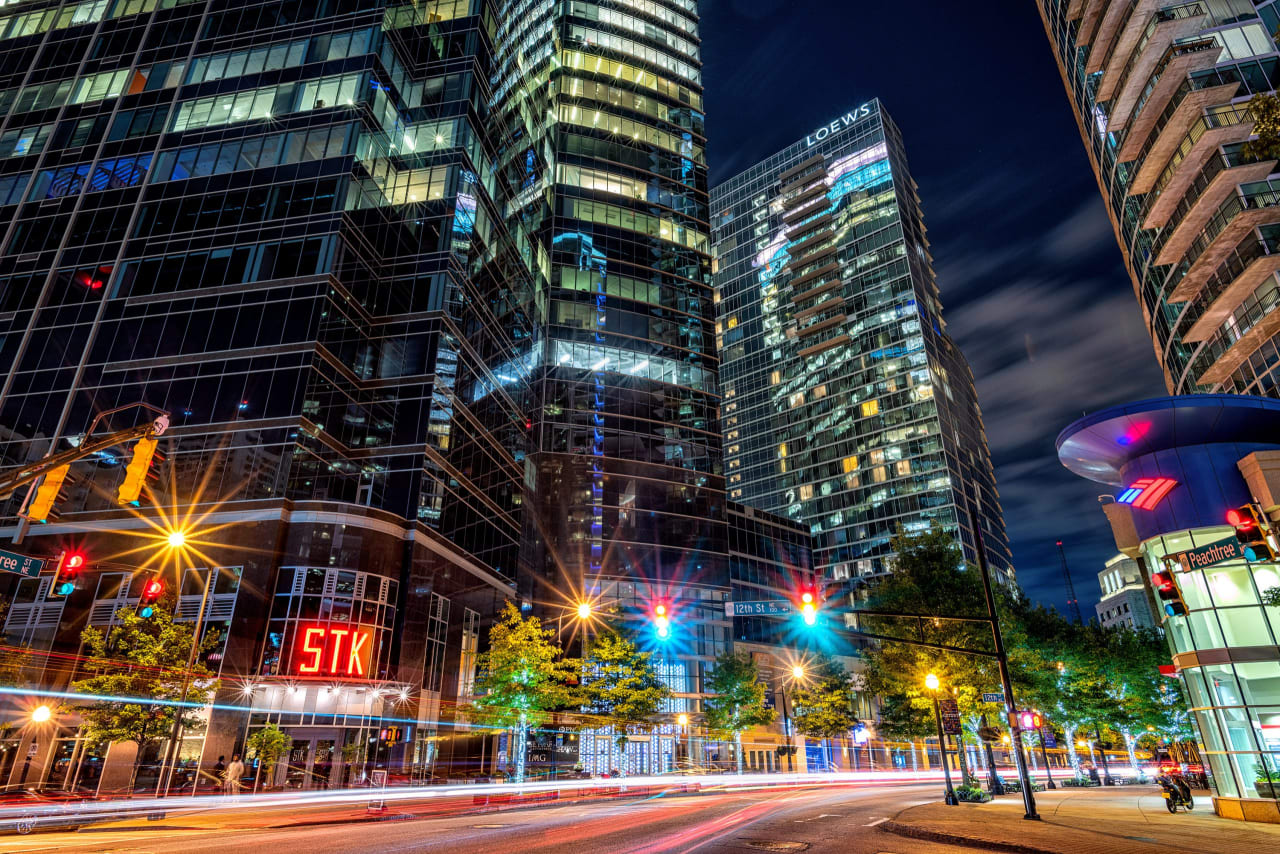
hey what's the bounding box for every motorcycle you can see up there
[1157,772,1194,813]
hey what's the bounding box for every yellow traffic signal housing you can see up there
[117,436,158,504]
[25,465,70,523]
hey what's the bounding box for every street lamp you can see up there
[925,673,958,806]
[31,705,51,724]
[778,665,807,773]
[167,529,186,549]
[576,601,592,620]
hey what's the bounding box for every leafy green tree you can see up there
[791,655,859,772]
[71,598,219,788]
[247,722,291,791]
[580,632,670,775]
[467,602,579,783]
[1243,92,1280,162]
[704,651,775,774]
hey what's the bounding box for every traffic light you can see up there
[25,465,70,523]
[1018,711,1043,730]
[50,550,86,597]
[117,435,159,505]
[799,588,817,626]
[1150,561,1188,618]
[138,576,164,618]
[653,602,671,640]
[1226,504,1276,561]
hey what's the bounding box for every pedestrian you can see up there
[225,754,246,796]
[213,755,226,793]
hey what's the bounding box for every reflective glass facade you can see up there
[711,102,1012,583]
[1036,0,1280,397]
[491,0,727,600]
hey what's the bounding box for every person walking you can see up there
[213,755,226,794]
[225,754,246,796]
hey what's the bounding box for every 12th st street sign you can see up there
[724,600,792,617]
[0,548,44,578]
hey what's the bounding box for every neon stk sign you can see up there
[295,625,373,677]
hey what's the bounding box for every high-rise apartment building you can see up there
[1036,0,1280,396]
[711,101,1012,583]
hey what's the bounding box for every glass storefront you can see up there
[1143,528,1280,798]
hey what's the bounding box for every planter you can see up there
[1255,781,1279,799]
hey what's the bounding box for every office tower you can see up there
[1095,554,1156,630]
[1036,0,1280,396]
[0,0,532,789]
[711,100,1013,583]
[491,1,728,600]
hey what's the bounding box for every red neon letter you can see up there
[299,627,325,673]
[328,628,350,673]
[347,630,370,677]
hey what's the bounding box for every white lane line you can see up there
[864,816,890,826]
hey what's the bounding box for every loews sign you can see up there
[804,103,873,147]
[294,625,373,678]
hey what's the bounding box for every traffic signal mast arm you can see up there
[0,422,156,500]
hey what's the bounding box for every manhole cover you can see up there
[736,841,810,852]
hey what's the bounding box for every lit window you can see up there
[799,484,814,500]
[895,460,911,476]
[861,400,879,417]
[842,456,858,473]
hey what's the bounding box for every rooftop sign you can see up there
[805,103,873,147]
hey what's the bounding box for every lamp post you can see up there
[926,673,958,806]
[677,713,692,769]
[777,664,805,773]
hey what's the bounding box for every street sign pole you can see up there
[968,501,1039,821]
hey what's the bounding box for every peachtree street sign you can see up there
[0,548,44,578]
[1174,536,1245,571]
[725,600,792,617]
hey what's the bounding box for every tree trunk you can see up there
[515,715,528,784]
[1094,725,1113,784]
[1123,731,1140,778]
[1064,725,1080,776]
[735,730,744,774]
[954,730,970,784]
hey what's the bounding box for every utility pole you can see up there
[972,504,1039,820]
[1056,540,1082,624]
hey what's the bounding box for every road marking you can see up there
[864,816,889,826]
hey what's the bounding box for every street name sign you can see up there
[724,600,792,617]
[981,692,1005,703]
[0,548,44,578]
[1174,536,1245,571]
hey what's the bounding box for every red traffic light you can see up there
[65,552,85,570]
[653,602,670,639]
[1227,507,1255,530]
[139,577,164,605]
[1150,570,1175,593]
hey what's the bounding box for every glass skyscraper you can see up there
[1036,0,1280,397]
[491,0,728,604]
[711,101,1013,584]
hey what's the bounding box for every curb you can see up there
[879,820,1062,854]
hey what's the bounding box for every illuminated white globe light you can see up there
[925,673,940,691]
[31,705,51,723]
[167,530,186,548]
[791,665,805,680]
[576,602,592,620]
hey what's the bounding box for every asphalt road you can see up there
[3,783,974,854]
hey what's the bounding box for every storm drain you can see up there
[735,840,810,852]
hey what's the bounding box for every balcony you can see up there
[1195,284,1280,386]
[1095,0,1159,87]
[1089,0,1153,76]
[798,333,850,359]
[1135,84,1243,212]
[790,276,842,305]
[1077,0,1110,47]
[1129,103,1252,197]
[788,260,839,291]
[785,243,836,274]
[1184,241,1280,341]
[1099,2,1206,104]
[1153,160,1276,265]
[1170,188,1280,301]
[1108,35,1218,135]
[1067,0,1087,20]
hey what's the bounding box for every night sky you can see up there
[700,0,1168,615]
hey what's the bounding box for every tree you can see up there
[580,632,670,775]
[1243,92,1280,162]
[703,651,775,774]
[71,598,219,788]
[467,602,579,783]
[791,655,859,772]
[246,723,290,792]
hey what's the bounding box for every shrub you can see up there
[956,783,990,803]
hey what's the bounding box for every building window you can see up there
[861,400,879,417]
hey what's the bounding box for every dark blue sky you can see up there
[701,0,1168,615]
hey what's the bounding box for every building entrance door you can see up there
[284,731,341,789]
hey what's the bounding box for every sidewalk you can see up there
[881,786,1280,854]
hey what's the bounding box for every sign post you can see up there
[938,698,961,735]
[367,768,388,812]
[0,548,44,578]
